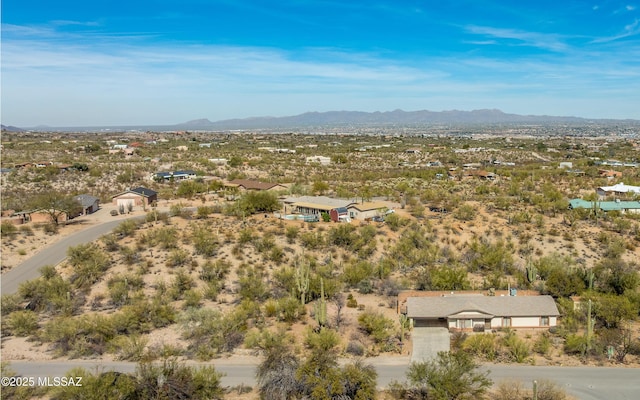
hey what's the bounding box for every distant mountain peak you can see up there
[181,118,215,126]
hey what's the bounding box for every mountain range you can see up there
[177,108,637,129]
[4,109,639,132]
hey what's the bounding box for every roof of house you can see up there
[131,187,158,197]
[406,295,560,319]
[113,187,158,198]
[155,170,196,178]
[597,183,640,194]
[348,201,388,212]
[283,196,355,210]
[569,198,640,211]
[228,179,281,190]
[75,194,100,208]
[599,201,640,211]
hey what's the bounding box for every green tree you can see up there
[29,192,82,225]
[404,351,492,400]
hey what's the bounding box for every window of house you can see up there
[541,316,549,326]
[458,319,472,329]
[502,317,511,327]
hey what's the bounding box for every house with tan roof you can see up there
[406,294,559,332]
[282,196,356,216]
[347,201,389,221]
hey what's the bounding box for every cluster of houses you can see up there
[569,182,640,214]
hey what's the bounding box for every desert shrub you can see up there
[120,246,141,265]
[169,202,192,218]
[18,270,76,315]
[401,351,492,400]
[277,296,305,323]
[1,294,22,316]
[166,249,190,268]
[285,226,299,243]
[347,294,358,308]
[108,280,131,307]
[230,191,281,216]
[493,379,529,400]
[358,310,394,344]
[358,279,374,294]
[4,310,39,336]
[328,224,357,248]
[502,331,531,363]
[183,289,203,308]
[42,314,115,357]
[113,219,139,237]
[237,265,269,301]
[544,267,585,298]
[454,203,476,221]
[430,266,471,291]
[180,308,248,359]
[101,234,120,252]
[299,231,324,249]
[533,332,552,355]
[67,243,111,289]
[191,225,219,257]
[346,341,365,356]
[1,221,18,237]
[134,360,225,400]
[385,212,406,231]
[466,238,515,275]
[110,334,149,361]
[171,269,195,299]
[143,226,179,249]
[343,260,375,287]
[462,333,497,361]
[536,379,570,400]
[263,299,278,317]
[199,260,230,282]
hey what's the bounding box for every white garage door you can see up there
[117,199,135,209]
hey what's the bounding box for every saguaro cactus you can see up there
[295,257,310,306]
[526,265,537,283]
[314,278,327,327]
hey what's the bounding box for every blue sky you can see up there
[2,0,640,126]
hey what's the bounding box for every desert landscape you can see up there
[1,127,639,399]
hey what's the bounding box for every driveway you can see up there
[410,327,450,362]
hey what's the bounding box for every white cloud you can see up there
[465,25,569,52]
[2,23,639,125]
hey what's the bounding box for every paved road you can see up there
[1,218,135,295]
[5,360,640,398]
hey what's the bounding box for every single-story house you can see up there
[464,170,497,180]
[112,187,158,208]
[569,198,640,214]
[347,201,388,221]
[597,182,640,198]
[406,294,559,332]
[599,170,622,178]
[75,194,100,215]
[154,170,197,182]
[306,156,331,165]
[208,158,228,165]
[28,209,69,224]
[283,196,355,216]
[228,179,285,191]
